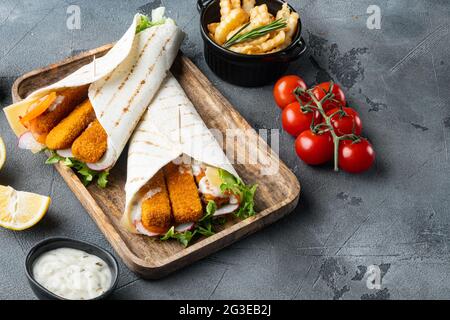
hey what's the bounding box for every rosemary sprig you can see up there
[223,18,287,48]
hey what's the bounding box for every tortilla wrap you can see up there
[122,74,238,233]
[4,8,184,170]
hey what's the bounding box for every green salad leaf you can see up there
[136,14,166,33]
[160,200,219,247]
[44,149,109,188]
[218,169,258,219]
[160,226,194,247]
[160,171,257,247]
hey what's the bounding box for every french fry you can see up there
[258,30,286,53]
[229,44,259,54]
[276,3,299,50]
[215,8,249,45]
[286,12,299,39]
[207,22,219,35]
[231,0,241,9]
[229,34,270,54]
[242,0,255,13]
[249,4,273,28]
[230,4,272,37]
[232,33,270,47]
[220,0,232,20]
[276,3,290,21]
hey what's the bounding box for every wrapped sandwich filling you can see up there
[123,75,257,246]
[3,8,183,187]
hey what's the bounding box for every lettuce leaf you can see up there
[160,226,194,247]
[218,169,257,219]
[160,200,219,247]
[44,149,109,188]
[136,14,166,33]
[160,169,258,247]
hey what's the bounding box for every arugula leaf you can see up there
[176,231,194,247]
[196,223,215,237]
[97,171,110,188]
[44,149,109,188]
[136,14,165,33]
[160,226,175,241]
[159,169,258,247]
[160,226,194,247]
[218,169,258,219]
[200,200,216,222]
[45,153,63,164]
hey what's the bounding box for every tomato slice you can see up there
[20,92,57,125]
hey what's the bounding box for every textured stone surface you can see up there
[0,0,449,300]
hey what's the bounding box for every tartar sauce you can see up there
[32,247,112,300]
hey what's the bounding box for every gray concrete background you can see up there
[0,0,449,300]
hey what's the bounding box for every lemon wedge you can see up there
[0,185,51,231]
[0,137,6,170]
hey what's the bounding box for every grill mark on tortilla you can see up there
[97,31,157,111]
[186,133,211,141]
[154,94,185,102]
[128,152,168,158]
[131,140,166,148]
[181,111,196,117]
[180,123,201,129]
[134,129,151,134]
[114,36,172,127]
[129,177,145,183]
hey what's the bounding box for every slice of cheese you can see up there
[3,99,38,137]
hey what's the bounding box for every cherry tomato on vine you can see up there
[326,107,362,136]
[282,102,322,137]
[295,130,333,165]
[312,82,346,112]
[273,75,308,109]
[338,139,375,173]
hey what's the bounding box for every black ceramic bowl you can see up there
[25,237,119,300]
[198,0,307,87]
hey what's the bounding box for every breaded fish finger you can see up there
[28,85,89,143]
[141,170,172,233]
[71,119,107,163]
[164,162,203,224]
[45,99,96,150]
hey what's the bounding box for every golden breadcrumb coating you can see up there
[164,162,203,224]
[141,170,172,233]
[45,99,96,150]
[71,119,107,163]
[27,85,89,143]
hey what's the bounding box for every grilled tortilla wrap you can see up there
[123,75,242,234]
[4,8,184,172]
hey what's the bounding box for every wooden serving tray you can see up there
[11,45,301,279]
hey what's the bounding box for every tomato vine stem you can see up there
[294,82,343,171]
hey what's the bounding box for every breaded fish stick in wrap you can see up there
[140,170,172,234]
[4,9,184,188]
[163,162,203,224]
[45,99,96,149]
[25,85,89,143]
[71,120,108,163]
